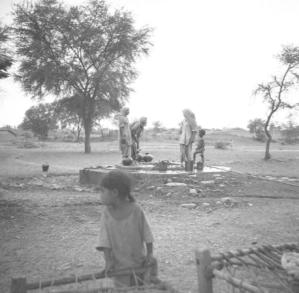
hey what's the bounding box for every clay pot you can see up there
[143,153,154,162]
[157,160,168,171]
[122,157,133,166]
[196,161,204,171]
[42,164,49,172]
[136,154,143,162]
[185,160,194,172]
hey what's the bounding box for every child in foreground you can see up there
[97,170,157,287]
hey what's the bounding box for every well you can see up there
[79,162,230,186]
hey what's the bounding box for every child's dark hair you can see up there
[199,129,206,136]
[100,170,135,202]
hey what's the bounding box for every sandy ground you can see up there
[1,140,299,292]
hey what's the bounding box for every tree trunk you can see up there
[264,138,271,160]
[83,98,95,154]
[84,122,91,153]
[264,118,272,160]
[76,118,82,142]
[76,126,81,143]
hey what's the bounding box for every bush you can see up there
[280,124,299,144]
[20,131,33,139]
[214,141,230,150]
[62,133,76,142]
[16,140,40,149]
[254,128,266,142]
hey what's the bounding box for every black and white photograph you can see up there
[0,0,299,292]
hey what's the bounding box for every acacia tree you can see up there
[13,0,152,153]
[254,46,299,160]
[0,24,12,79]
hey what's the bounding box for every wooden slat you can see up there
[195,250,213,293]
[11,278,27,293]
[212,270,266,293]
[26,265,153,290]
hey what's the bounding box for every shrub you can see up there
[16,140,40,149]
[254,128,266,142]
[280,123,299,144]
[214,141,230,149]
[62,133,76,142]
[20,131,33,139]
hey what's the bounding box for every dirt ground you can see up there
[1,140,299,292]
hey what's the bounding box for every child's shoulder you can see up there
[129,203,147,219]
[104,202,144,218]
[131,202,144,213]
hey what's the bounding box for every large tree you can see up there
[0,24,12,79]
[13,0,152,153]
[254,46,299,160]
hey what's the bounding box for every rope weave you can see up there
[211,244,299,293]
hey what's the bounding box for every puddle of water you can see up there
[134,170,187,175]
[90,165,230,175]
[204,166,231,172]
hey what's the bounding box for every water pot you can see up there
[143,153,154,162]
[42,164,49,172]
[185,160,194,172]
[196,161,204,171]
[122,157,133,166]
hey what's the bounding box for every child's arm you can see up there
[96,246,114,271]
[145,242,155,265]
[146,242,153,256]
[103,248,114,271]
[140,207,155,264]
[98,210,113,271]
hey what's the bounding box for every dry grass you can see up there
[0,136,299,178]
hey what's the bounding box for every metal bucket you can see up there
[184,160,194,172]
[196,161,203,171]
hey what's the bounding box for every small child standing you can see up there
[193,129,206,169]
[97,170,157,287]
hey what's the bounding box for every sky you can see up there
[1,0,299,129]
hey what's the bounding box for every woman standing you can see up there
[179,109,197,166]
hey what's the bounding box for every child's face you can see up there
[100,187,118,205]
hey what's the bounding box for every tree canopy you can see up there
[13,0,152,152]
[0,24,12,79]
[20,103,57,139]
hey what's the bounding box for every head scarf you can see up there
[182,109,197,130]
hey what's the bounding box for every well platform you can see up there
[79,162,230,186]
